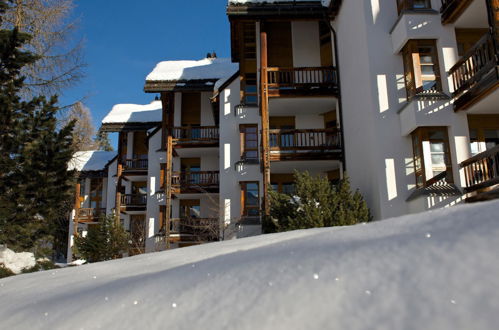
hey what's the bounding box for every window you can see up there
[397,0,431,14]
[240,22,257,105]
[90,179,103,209]
[241,182,260,217]
[240,124,259,162]
[402,40,442,99]
[411,127,453,188]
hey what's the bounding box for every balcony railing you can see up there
[267,128,342,161]
[76,208,106,222]
[460,145,499,193]
[397,0,431,14]
[171,171,220,193]
[172,126,219,146]
[449,33,499,103]
[169,218,219,242]
[123,158,148,171]
[120,194,147,206]
[265,66,338,97]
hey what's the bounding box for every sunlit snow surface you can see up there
[1,201,499,329]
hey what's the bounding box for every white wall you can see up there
[335,0,470,220]
[219,78,263,237]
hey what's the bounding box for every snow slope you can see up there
[1,201,499,330]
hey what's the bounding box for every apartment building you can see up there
[68,0,498,259]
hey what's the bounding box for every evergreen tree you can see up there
[94,129,113,151]
[74,214,130,263]
[265,171,371,233]
[0,0,75,255]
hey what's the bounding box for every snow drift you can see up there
[0,246,35,274]
[1,201,499,329]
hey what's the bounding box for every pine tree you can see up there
[266,171,371,233]
[74,214,130,263]
[94,129,113,151]
[0,0,75,255]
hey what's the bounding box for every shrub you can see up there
[265,171,371,232]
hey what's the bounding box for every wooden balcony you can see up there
[461,145,499,193]
[265,66,338,97]
[76,208,106,223]
[172,126,219,147]
[123,158,148,172]
[440,0,474,24]
[268,128,342,161]
[171,171,220,193]
[168,218,219,243]
[120,194,147,208]
[449,32,498,111]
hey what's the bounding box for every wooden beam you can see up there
[115,132,124,224]
[260,25,271,216]
[162,92,175,249]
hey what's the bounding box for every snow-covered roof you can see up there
[146,58,239,83]
[68,151,117,172]
[228,0,332,6]
[2,200,499,329]
[102,100,162,124]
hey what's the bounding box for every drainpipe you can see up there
[323,13,347,173]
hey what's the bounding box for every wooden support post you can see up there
[73,181,81,236]
[162,92,175,249]
[260,26,271,216]
[115,132,124,225]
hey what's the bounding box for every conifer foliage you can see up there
[75,214,130,263]
[265,171,371,233]
[0,0,75,255]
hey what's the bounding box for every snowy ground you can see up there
[1,201,499,330]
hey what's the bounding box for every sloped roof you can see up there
[144,58,239,92]
[102,100,162,125]
[69,151,117,172]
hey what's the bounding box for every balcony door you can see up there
[468,115,499,156]
[270,116,295,149]
[181,158,201,185]
[266,22,293,68]
[181,92,201,139]
[130,215,145,254]
[133,131,148,160]
[180,199,201,219]
[89,178,103,209]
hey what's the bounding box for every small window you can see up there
[402,40,442,99]
[240,124,259,162]
[241,182,260,217]
[411,127,453,188]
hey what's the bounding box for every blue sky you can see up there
[60,0,231,135]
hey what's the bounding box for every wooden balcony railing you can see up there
[397,0,431,14]
[172,126,219,146]
[76,208,106,222]
[120,194,147,206]
[265,66,338,97]
[123,158,148,171]
[169,218,219,242]
[267,128,342,161]
[449,32,498,103]
[171,171,220,192]
[460,145,499,193]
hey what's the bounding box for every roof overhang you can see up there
[144,79,218,93]
[227,2,330,19]
[100,122,161,132]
